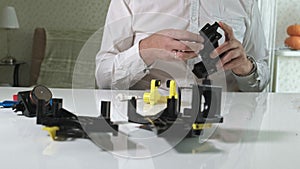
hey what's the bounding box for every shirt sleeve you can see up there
[234,0,270,92]
[95,0,148,89]
[233,56,269,92]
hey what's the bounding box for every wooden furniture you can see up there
[0,61,25,86]
[29,28,100,88]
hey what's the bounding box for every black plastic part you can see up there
[13,85,119,140]
[161,97,178,120]
[193,22,223,78]
[128,83,223,137]
[183,84,223,124]
[155,80,161,87]
[13,91,38,117]
[128,97,150,124]
[166,80,171,88]
[127,83,223,138]
[101,101,110,118]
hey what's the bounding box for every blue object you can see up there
[0,100,18,108]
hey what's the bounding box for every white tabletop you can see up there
[0,87,300,169]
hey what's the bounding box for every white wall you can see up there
[276,0,300,48]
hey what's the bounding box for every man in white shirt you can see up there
[95,0,270,92]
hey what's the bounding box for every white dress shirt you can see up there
[95,0,269,92]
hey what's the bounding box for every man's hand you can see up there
[212,22,253,76]
[139,29,204,65]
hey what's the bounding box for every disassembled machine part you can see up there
[13,85,118,140]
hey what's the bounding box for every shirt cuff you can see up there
[233,71,259,88]
[112,42,149,88]
[129,42,149,73]
[232,56,260,91]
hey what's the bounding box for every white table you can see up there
[0,87,300,169]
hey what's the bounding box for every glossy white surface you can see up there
[0,87,300,169]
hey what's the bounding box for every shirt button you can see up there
[191,16,197,22]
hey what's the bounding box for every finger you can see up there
[162,29,204,43]
[222,57,243,71]
[213,40,241,58]
[210,48,223,59]
[166,50,180,61]
[166,50,189,61]
[167,40,190,51]
[219,22,234,41]
[225,50,241,62]
[180,41,204,53]
[217,50,241,69]
[168,40,203,53]
[175,51,198,61]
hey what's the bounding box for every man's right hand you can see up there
[139,29,204,65]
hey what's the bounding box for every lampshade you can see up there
[0,6,19,29]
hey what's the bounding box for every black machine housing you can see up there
[13,85,118,139]
[117,83,223,137]
[193,22,224,78]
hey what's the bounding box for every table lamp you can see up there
[0,6,19,64]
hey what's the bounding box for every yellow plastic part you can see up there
[167,80,178,99]
[143,79,179,105]
[143,80,166,105]
[192,123,212,130]
[43,126,60,140]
